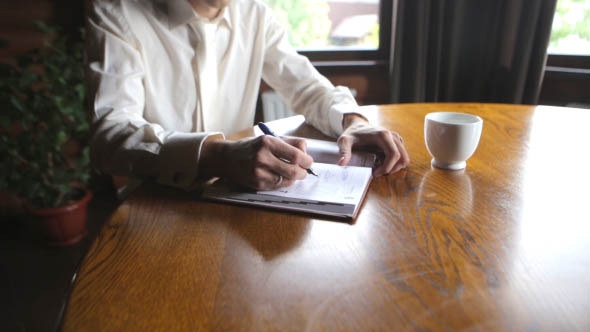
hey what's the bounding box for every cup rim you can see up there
[425,112,483,125]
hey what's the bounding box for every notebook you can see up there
[201,138,376,219]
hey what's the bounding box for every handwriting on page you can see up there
[259,163,372,205]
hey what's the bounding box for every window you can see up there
[263,0,391,62]
[546,0,590,69]
[548,0,590,55]
[541,0,590,106]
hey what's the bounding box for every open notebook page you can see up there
[305,138,377,168]
[259,162,372,205]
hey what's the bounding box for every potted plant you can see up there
[0,22,92,246]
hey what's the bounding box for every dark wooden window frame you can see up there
[540,54,590,106]
[546,54,590,69]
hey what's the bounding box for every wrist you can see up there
[199,137,231,179]
[342,113,368,130]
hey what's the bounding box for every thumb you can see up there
[337,135,354,166]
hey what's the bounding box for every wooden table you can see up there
[62,103,590,331]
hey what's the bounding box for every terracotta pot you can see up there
[31,190,93,247]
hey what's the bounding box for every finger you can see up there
[251,167,282,190]
[391,134,411,173]
[268,137,313,169]
[373,130,400,176]
[255,138,307,180]
[279,178,295,188]
[250,167,297,190]
[282,136,307,154]
[270,156,308,181]
[337,135,354,166]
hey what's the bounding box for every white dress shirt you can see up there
[86,0,359,189]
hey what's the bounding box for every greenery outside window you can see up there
[547,0,590,69]
[263,0,392,63]
[549,0,590,55]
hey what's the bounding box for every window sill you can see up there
[310,60,388,69]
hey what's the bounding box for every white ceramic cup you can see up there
[424,112,483,170]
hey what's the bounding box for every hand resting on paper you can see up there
[199,135,313,190]
[337,114,410,176]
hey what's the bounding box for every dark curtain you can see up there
[389,0,557,104]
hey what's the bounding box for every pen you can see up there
[257,122,318,177]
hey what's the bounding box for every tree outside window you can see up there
[549,0,590,55]
[264,0,380,50]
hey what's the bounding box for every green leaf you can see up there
[10,95,25,112]
[76,122,89,132]
[61,106,74,116]
[25,181,41,198]
[56,183,70,195]
[55,130,67,147]
[32,20,52,34]
[78,147,90,167]
[75,84,85,100]
[52,96,64,108]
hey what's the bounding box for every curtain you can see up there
[389,0,557,104]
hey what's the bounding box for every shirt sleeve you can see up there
[260,10,364,138]
[86,2,221,190]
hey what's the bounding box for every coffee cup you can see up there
[424,112,483,170]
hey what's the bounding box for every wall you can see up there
[0,0,85,62]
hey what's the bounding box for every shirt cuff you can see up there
[156,131,224,189]
[329,103,368,135]
[327,86,366,135]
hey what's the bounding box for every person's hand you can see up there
[337,114,410,176]
[200,135,313,190]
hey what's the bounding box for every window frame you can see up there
[546,54,590,69]
[540,54,590,106]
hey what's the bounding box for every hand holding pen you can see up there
[198,122,314,190]
[257,122,318,177]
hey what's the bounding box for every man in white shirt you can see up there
[86,0,410,190]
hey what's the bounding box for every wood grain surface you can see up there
[62,104,590,331]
